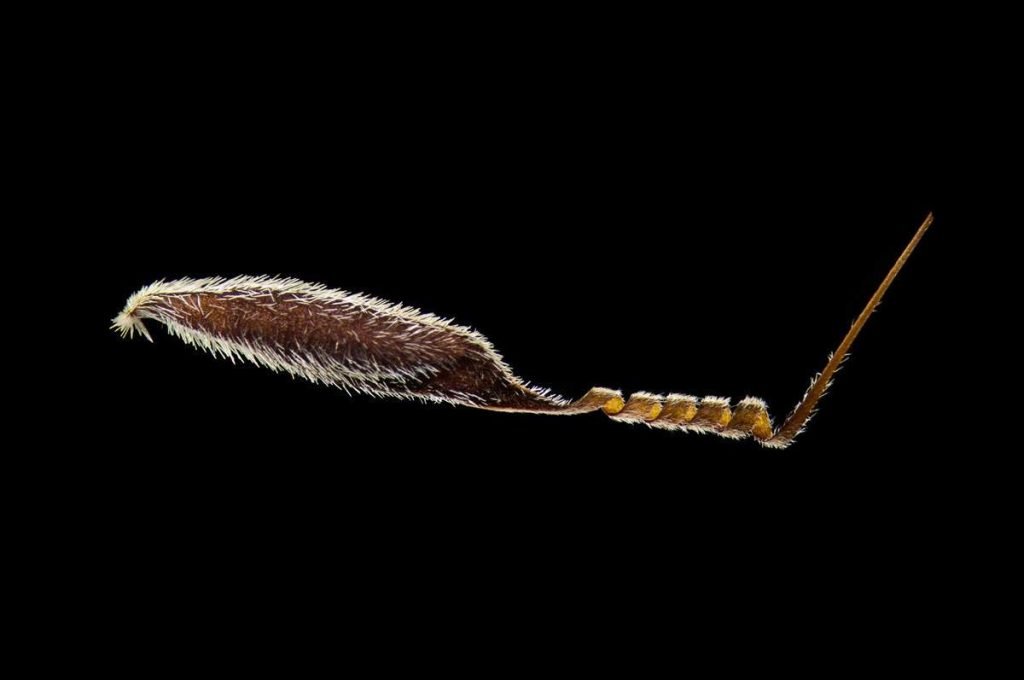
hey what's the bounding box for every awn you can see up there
[114,214,933,448]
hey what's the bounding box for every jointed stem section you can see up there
[535,213,934,448]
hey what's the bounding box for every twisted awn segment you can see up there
[113,214,933,448]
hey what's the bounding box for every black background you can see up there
[51,15,1004,646]
[79,69,958,472]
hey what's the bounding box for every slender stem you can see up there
[769,212,934,446]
